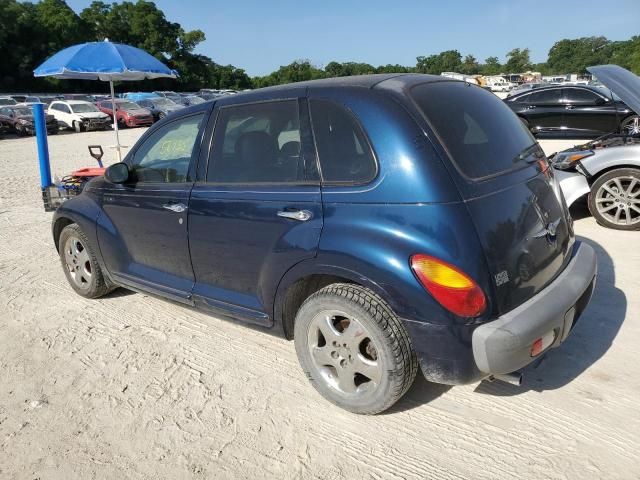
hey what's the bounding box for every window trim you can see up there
[408,81,538,183]
[124,111,206,185]
[562,86,607,104]
[203,98,318,187]
[307,98,379,187]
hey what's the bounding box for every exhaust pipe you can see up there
[490,372,523,386]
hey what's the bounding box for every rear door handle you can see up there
[565,105,575,110]
[162,203,187,213]
[277,209,313,221]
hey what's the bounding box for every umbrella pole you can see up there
[109,79,122,162]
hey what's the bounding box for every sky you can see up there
[62,0,640,76]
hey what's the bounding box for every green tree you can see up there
[416,50,462,74]
[504,48,531,72]
[546,36,612,74]
[481,56,502,75]
[460,54,479,75]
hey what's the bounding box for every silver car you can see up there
[551,65,640,230]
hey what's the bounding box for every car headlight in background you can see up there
[552,150,595,170]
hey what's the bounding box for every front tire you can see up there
[588,168,640,230]
[58,224,113,298]
[294,283,417,414]
[620,115,640,136]
[73,121,83,133]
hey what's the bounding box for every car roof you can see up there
[213,73,452,106]
[509,83,609,97]
[53,100,93,105]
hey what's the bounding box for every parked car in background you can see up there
[52,74,596,414]
[152,90,179,98]
[63,94,97,103]
[48,100,111,132]
[0,105,58,135]
[10,95,27,103]
[505,84,638,138]
[0,97,18,107]
[19,96,43,105]
[507,82,549,97]
[484,75,512,92]
[551,65,640,230]
[136,96,184,120]
[180,95,205,106]
[96,99,153,128]
[123,92,161,103]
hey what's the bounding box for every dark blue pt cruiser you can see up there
[53,74,597,414]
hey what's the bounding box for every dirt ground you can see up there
[0,129,639,479]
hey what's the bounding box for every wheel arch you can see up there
[52,216,75,251]
[587,163,640,186]
[273,262,398,341]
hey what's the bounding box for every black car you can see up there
[0,105,58,135]
[505,85,639,138]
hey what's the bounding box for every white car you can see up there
[48,100,111,132]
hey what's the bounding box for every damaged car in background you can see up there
[551,65,640,230]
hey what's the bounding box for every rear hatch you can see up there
[410,80,574,315]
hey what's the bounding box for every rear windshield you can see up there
[411,81,539,180]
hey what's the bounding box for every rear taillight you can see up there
[410,254,486,317]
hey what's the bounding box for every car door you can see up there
[188,98,323,326]
[97,112,206,303]
[517,88,564,136]
[561,87,617,137]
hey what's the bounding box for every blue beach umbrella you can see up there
[34,40,178,160]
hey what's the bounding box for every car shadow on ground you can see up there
[385,375,453,414]
[474,233,626,397]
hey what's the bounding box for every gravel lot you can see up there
[1,129,639,479]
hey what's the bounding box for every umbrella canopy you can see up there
[34,40,178,81]
[34,40,178,160]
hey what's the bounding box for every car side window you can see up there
[564,88,601,104]
[60,104,71,113]
[309,99,376,184]
[207,100,304,183]
[129,113,204,183]
[526,89,562,104]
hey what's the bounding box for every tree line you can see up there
[1,0,639,93]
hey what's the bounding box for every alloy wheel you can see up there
[63,235,92,290]
[622,116,640,136]
[306,310,382,395]
[595,176,640,226]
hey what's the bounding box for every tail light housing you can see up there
[410,254,486,317]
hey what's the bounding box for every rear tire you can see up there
[58,224,114,298]
[588,168,640,230]
[294,283,417,414]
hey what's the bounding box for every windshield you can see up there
[187,96,204,104]
[153,98,176,107]
[0,98,17,106]
[118,101,141,110]
[25,97,40,102]
[71,103,99,113]
[14,107,32,116]
[411,81,538,179]
[592,85,622,102]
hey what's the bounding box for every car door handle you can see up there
[526,105,536,110]
[277,209,313,221]
[565,105,575,110]
[162,203,187,213]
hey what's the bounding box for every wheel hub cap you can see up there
[307,310,382,395]
[63,236,92,290]
[595,176,640,226]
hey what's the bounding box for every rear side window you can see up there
[310,100,376,184]
[412,82,539,180]
[207,100,304,183]
[526,89,562,104]
[564,88,600,104]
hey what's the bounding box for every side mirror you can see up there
[104,162,130,184]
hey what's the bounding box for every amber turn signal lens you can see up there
[410,254,487,317]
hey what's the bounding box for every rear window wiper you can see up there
[513,143,544,164]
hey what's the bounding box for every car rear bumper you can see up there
[472,241,597,375]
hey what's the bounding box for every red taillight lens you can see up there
[410,254,486,317]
